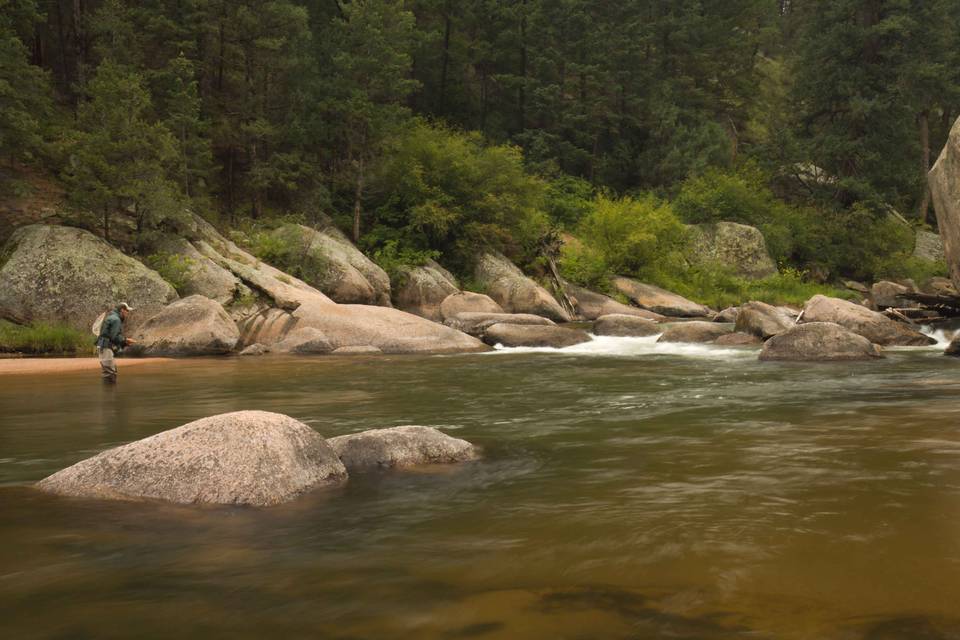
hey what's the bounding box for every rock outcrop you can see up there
[714,307,740,323]
[923,276,958,296]
[188,217,487,354]
[611,277,712,318]
[0,225,177,331]
[474,252,570,321]
[801,295,934,346]
[392,259,459,322]
[146,234,246,305]
[687,222,777,279]
[131,295,239,356]
[657,321,733,344]
[439,291,503,320]
[328,426,479,472]
[870,281,912,310]
[269,223,392,306]
[36,411,348,506]
[592,314,661,337]
[564,282,665,321]
[759,322,884,362]
[272,326,334,354]
[929,116,960,291]
[735,301,796,340]
[444,312,554,337]
[913,230,945,263]
[714,332,762,346]
[483,323,592,348]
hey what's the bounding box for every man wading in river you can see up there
[96,303,136,383]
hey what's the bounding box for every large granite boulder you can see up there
[36,411,348,506]
[393,259,460,322]
[188,218,487,354]
[272,326,334,354]
[913,230,945,262]
[687,222,777,279]
[328,426,479,472]
[923,276,958,296]
[611,277,711,317]
[474,251,571,321]
[759,322,884,362]
[145,234,245,305]
[268,223,391,306]
[444,311,555,337]
[735,301,796,340]
[714,332,762,346]
[801,294,934,346]
[657,321,733,344]
[483,323,592,348]
[439,291,504,320]
[0,225,177,331]
[564,282,665,321]
[131,295,239,356]
[714,307,740,323]
[929,116,960,291]
[870,281,912,310]
[592,314,661,337]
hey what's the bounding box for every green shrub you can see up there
[248,224,331,285]
[370,120,549,273]
[543,174,594,228]
[372,239,440,282]
[567,193,688,283]
[145,252,195,293]
[0,320,92,354]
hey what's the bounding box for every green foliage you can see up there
[145,252,195,293]
[564,194,688,283]
[372,239,440,282]
[655,266,856,311]
[543,175,595,228]
[369,120,549,272]
[247,224,331,286]
[0,320,91,355]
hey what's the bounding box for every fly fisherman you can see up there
[96,302,136,383]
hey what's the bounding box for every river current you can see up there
[2,333,960,639]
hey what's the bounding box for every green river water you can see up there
[2,334,960,639]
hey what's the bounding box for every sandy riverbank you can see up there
[0,357,175,376]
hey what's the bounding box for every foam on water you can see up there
[486,333,757,361]
[920,325,954,349]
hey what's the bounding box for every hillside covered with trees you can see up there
[3,0,960,306]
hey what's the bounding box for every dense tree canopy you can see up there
[2,0,959,283]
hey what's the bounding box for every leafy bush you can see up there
[543,174,594,228]
[369,120,549,273]
[563,194,688,285]
[0,320,92,354]
[145,252,195,293]
[372,239,440,282]
[247,224,330,285]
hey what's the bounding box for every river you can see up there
[2,334,960,639]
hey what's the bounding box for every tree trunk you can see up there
[518,0,527,132]
[353,158,364,244]
[918,110,932,222]
[439,3,451,113]
[72,0,85,92]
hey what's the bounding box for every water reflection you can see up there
[2,343,960,638]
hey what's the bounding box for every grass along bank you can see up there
[0,320,93,355]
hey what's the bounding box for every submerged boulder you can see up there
[474,252,570,321]
[332,345,382,355]
[714,332,762,347]
[930,116,960,291]
[592,314,661,337]
[132,295,239,356]
[687,222,777,279]
[564,282,665,321]
[657,321,733,344]
[0,225,177,331]
[328,426,479,472]
[393,259,460,322]
[483,323,592,348]
[735,301,795,340]
[36,411,348,506]
[801,295,934,346]
[759,322,884,362]
[444,311,554,337]
[610,277,711,318]
[439,291,503,320]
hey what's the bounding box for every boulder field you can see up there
[36,412,481,506]
[474,251,571,322]
[759,322,885,362]
[800,295,934,346]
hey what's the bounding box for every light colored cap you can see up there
[118,302,134,311]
